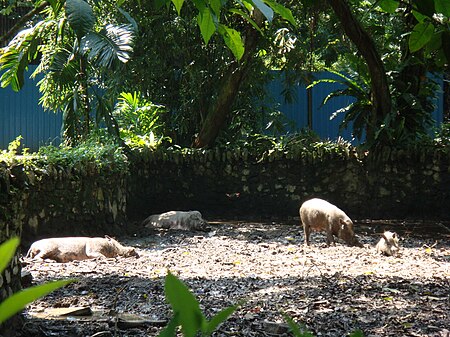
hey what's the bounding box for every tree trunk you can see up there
[193,11,264,148]
[327,0,392,143]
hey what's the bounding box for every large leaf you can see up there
[65,0,95,39]
[378,0,399,13]
[82,24,134,68]
[218,24,244,60]
[194,1,216,45]
[172,0,185,15]
[203,304,238,335]
[434,0,450,17]
[0,21,47,91]
[0,48,27,91]
[251,0,273,22]
[409,21,435,52]
[164,272,205,337]
[263,0,296,26]
[157,314,180,337]
[0,280,74,324]
[0,237,20,274]
[209,0,222,16]
[412,0,435,18]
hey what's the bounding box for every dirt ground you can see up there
[18,219,450,337]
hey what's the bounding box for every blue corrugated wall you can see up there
[268,71,444,141]
[0,67,444,150]
[1,65,62,151]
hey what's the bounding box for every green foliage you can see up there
[0,0,136,145]
[162,0,296,60]
[0,237,73,324]
[113,92,169,148]
[159,272,238,337]
[37,132,128,173]
[0,136,33,165]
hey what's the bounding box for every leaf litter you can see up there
[18,219,449,337]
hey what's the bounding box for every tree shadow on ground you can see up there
[20,262,449,337]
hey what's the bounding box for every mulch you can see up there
[17,219,450,337]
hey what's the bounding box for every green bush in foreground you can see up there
[0,237,73,324]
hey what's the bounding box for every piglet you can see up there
[376,231,400,256]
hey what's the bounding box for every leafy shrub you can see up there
[0,237,73,324]
[113,91,169,148]
[37,131,129,173]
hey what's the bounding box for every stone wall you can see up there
[0,159,128,310]
[128,147,450,221]
[0,144,448,321]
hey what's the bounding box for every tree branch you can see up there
[0,1,49,47]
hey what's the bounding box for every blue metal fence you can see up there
[0,67,444,150]
[268,71,444,141]
[1,66,62,151]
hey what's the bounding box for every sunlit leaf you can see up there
[172,0,184,15]
[0,237,20,274]
[252,0,273,22]
[0,279,74,324]
[378,0,399,13]
[409,21,434,52]
[82,24,134,68]
[204,304,238,335]
[197,5,216,45]
[218,24,244,60]
[263,0,296,26]
[164,272,205,337]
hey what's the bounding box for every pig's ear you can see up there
[392,232,397,239]
[339,218,346,228]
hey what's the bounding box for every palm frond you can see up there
[81,24,134,69]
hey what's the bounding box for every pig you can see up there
[142,210,208,231]
[26,236,138,263]
[376,231,400,256]
[299,198,363,247]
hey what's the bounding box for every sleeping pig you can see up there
[299,198,363,247]
[376,231,400,256]
[26,236,138,263]
[142,210,209,231]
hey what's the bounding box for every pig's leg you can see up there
[326,224,335,246]
[303,223,311,246]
